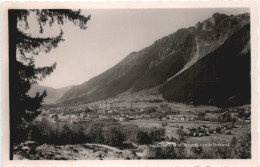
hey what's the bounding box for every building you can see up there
[208,129,216,134]
[87,113,99,118]
[154,141,177,147]
[178,116,186,121]
[80,112,88,118]
[119,116,128,122]
[99,115,108,119]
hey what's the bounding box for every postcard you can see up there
[1,1,258,166]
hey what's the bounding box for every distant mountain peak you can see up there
[195,13,228,31]
[29,85,73,104]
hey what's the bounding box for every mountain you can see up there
[28,85,73,104]
[161,23,250,107]
[58,13,250,107]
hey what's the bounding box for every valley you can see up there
[13,99,251,159]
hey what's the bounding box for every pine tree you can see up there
[8,9,90,159]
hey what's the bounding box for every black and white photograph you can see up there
[3,4,257,162]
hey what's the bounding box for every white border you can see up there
[1,1,259,167]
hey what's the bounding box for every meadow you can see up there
[120,119,250,144]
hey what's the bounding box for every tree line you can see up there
[30,118,165,147]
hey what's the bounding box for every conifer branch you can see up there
[34,9,91,30]
[35,62,57,81]
[17,30,64,55]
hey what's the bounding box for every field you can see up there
[120,120,250,144]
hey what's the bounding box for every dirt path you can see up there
[84,143,121,152]
[122,120,225,125]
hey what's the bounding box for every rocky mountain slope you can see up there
[161,23,250,107]
[58,13,250,107]
[28,85,73,104]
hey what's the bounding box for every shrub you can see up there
[102,126,125,146]
[177,129,185,142]
[198,111,206,117]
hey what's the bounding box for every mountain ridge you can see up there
[28,85,73,104]
[58,12,250,107]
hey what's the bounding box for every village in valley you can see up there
[24,99,251,159]
[43,102,251,126]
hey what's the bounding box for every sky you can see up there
[22,8,249,88]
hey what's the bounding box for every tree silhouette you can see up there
[8,9,90,159]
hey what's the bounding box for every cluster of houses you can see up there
[44,106,196,123]
[42,102,188,123]
[171,115,194,121]
[42,103,251,125]
[187,124,234,137]
[237,118,251,123]
[217,107,251,123]
[227,106,251,113]
[187,125,214,137]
